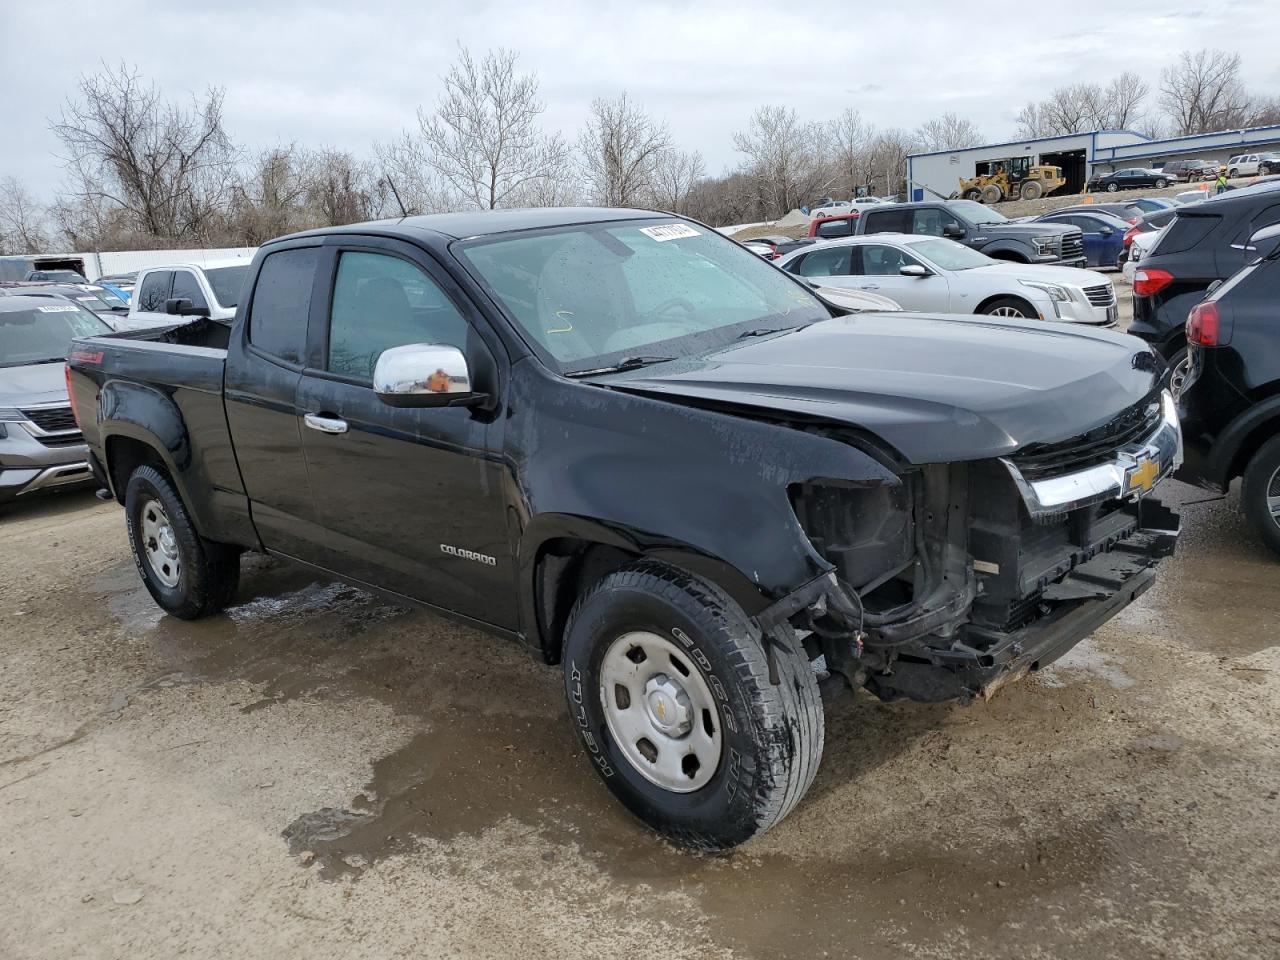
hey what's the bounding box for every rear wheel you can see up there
[1155,178,1168,188]
[1242,436,1280,558]
[1106,182,1120,192]
[1021,180,1043,200]
[562,560,823,849]
[124,465,240,619]
[979,296,1036,319]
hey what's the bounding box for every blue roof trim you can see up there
[1089,137,1280,166]
[1103,122,1280,149]
[906,128,1148,161]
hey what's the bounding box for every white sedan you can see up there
[775,234,1118,325]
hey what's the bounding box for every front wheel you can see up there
[562,560,824,849]
[979,296,1036,319]
[124,465,240,619]
[1242,436,1280,558]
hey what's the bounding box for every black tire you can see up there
[1021,180,1043,200]
[1228,168,1238,178]
[963,189,981,201]
[980,184,1002,205]
[979,296,1037,319]
[562,560,823,849]
[124,464,240,619]
[1241,435,1280,558]
[1155,178,1168,189]
[1262,164,1274,176]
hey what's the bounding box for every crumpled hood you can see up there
[0,361,69,409]
[599,313,1162,464]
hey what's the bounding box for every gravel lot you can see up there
[2,420,1278,958]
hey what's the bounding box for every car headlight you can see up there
[1031,235,1061,255]
[1019,280,1070,301]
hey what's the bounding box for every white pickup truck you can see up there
[119,259,252,331]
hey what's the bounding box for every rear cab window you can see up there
[247,248,320,365]
[862,208,911,234]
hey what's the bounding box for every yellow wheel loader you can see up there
[957,162,1066,204]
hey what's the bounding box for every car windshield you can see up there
[456,219,829,374]
[73,288,127,311]
[0,303,111,367]
[947,200,1008,225]
[903,238,996,270]
[206,265,250,307]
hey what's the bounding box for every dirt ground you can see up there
[2,463,1279,958]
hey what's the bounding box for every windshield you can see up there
[904,238,996,270]
[456,219,828,374]
[206,265,250,307]
[0,303,111,367]
[946,200,1008,225]
[73,288,128,311]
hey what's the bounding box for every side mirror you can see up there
[900,264,929,278]
[373,343,484,408]
[1099,227,1115,237]
[164,297,208,317]
[1248,222,1280,247]
[942,224,965,239]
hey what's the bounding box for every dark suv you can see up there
[1177,222,1280,554]
[1130,182,1280,380]
[856,200,1085,266]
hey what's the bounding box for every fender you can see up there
[97,379,255,546]
[518,512,785,657]
[977,240,1033,263]
[1202,396,1280,489]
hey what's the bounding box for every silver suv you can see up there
[0,296,112,504]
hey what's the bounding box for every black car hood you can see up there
[598,314,1161,465]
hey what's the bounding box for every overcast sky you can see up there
[3,0,1277,199]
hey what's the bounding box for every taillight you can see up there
[1123,226,1140,248]
[64,364,82,427]
[1187,301,1220,346]
[1133,268,1174,297]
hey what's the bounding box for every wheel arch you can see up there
[521,515,779,665]
[981,243,1032,263]
[1213,398,1280,486]
[975,293,1039,317]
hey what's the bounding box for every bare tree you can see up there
[1014,101,1048,139]
[1103,72,1150,129]
[647,149,705,214]
[830,107,873,198]
[375,133,454,216]
[226,146,313,244]
[868,128,919,197]
[915,112,983,152]
[0,177,50,253]
[733,105,834,218]
[578,93,672,206]
[305,149,383,226]
[1160,49,1252,135]
[414,46,568,210]
[51,63,236,242]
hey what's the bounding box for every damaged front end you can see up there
[774,391,1182,703]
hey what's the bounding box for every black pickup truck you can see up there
[67,208,1181,849]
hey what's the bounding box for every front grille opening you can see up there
[1011,398,1161,480]
[21,406,77,433]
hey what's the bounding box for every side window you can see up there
[911,209,958,236]
[789,247,852,278]
[327,251,471,381]
[815,219,854,239]
[248,247,319,365]
[136,271,172,312]
[862,209,909,234]
[860,244,918,276]
[170,270,208,310]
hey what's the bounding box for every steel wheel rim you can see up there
[1268,466,1280,528]
[599,630,723,793]
[140,498,181,588]
[990,306,1027,317]
[1170,355,1191,401]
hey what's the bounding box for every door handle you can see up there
[860,283,880,290]
[303,413,348,435]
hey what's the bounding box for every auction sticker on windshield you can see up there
[639,224,700,242]
[37,304,79,312]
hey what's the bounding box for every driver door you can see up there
[850,243,951,311]
[295,238,516,629]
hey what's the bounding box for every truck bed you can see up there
[66,318,252,547]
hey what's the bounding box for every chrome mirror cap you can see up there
[373,343,477,408]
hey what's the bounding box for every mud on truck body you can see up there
[67,208,1180,850]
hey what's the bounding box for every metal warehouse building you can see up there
[906,124,1280,201]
